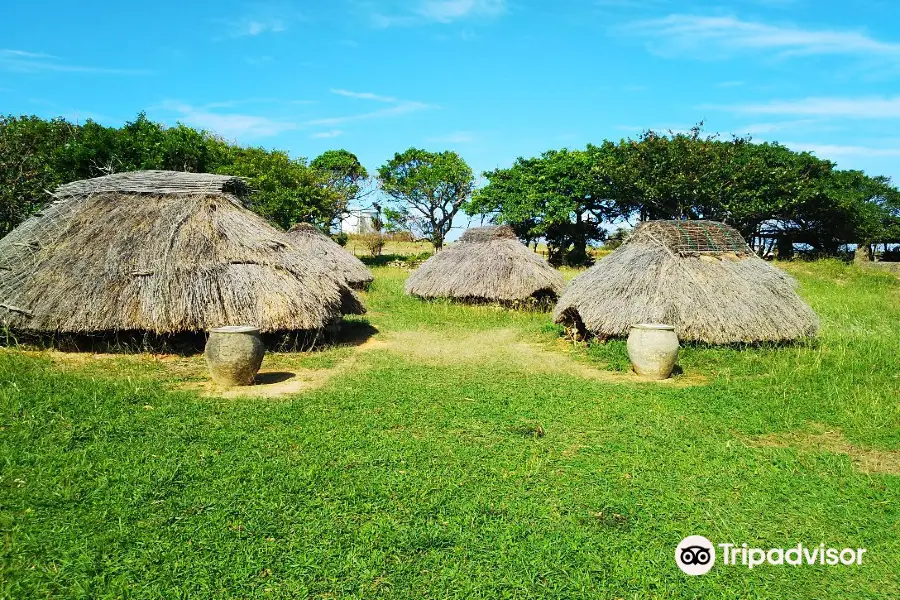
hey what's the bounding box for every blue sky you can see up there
[3,0,900,192]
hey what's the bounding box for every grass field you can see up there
[1,260,898,598]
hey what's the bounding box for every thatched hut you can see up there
[285,223,373,290]
[554,220,818,344]
[405,225,564,305]
[0,170,363,337]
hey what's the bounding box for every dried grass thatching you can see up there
[286,223,373,290]
[554,220,819,344]
[405,225,564,304]
[0,170,363,336]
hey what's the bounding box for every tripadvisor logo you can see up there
[675,536,716,575]
[675,536,867,576]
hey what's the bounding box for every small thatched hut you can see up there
[286,223,373,290]
[405,225,564,305]
[0,170,363,337]
[554,220,818,344]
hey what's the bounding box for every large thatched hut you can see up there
[554,220,818,344]
[0,170,363,337]
[286,223,373,290]
[405,225,564,305]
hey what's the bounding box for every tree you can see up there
[377,148,474,249]
[0,115,74,235]
[218,146,340,231]
[310,149,370,229]
[602,127,846,252]
[158,123,229,173]
[468,147,616,265]
[0,112,361,236]
[468,126,900,261]
[792,170,900,255]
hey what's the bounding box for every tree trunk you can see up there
[854,243,872,262]
[547,244,564,267]
[776,234,794,260]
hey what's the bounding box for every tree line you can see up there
[0,113,368,235]
[469,125,900,264]
[2,115,898,264]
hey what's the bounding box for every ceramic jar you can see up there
[626,323,680,380]
[204,325,265,386]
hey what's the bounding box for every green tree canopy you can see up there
[377,148,474,249]
[217,146,341,231]
[468,147,616,265]
[0,112,350,235]
[310,149,370,229]
[467,125,900,260]
[0,116,74,234]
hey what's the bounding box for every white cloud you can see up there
[218,2,302,38]
[372,0,506,27]
[311,130,344,139]
[330,89,399,103]
[201,97,315,109]
[224,18,286,37]
[783,142,900,158]
[160,101,296,138]
[416,0,506,23]
[721,96,900,118]
[307,89,435,126]
[625,15,900,60]
[425,131,477,143]
[734,119,818,134]
[0,48,148,75]
[305,101,433,126]
[596,0,669,8]
[244,55,274,66]
[1,49,57,60]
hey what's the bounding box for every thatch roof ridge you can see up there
[554,221,818,344]
[459,225,517,243]
[627,220,752,256]
[0,185,363,335]
[284,222,373,290]
[406,226,563,303]
[54,170,249,198]
[288,223,323,235]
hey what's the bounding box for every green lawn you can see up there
[1,260,898,599]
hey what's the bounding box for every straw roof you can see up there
[405,225,564,304]
[553,220,819,344]
[286,223,373,290]
[0,170,363,335]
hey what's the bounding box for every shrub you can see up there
[359,233,386,256]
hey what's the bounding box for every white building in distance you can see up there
[339,208,379,234]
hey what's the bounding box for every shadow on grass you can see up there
[332,319,379,348]
[359,252,432,267]
[2,322,381,356]
[254,371,296,385]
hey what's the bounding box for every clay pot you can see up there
[626,323,680,380]
[204,326,265,386]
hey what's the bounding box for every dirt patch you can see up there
[356,338,391,352]
[748,424,900,475]
[184,351,370,399]
[367,328,704,387]
[859,262,900,277]
[26,346,367,400]
[26,349,203,378]
[17,326,706,395]
[182,369,334,399]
